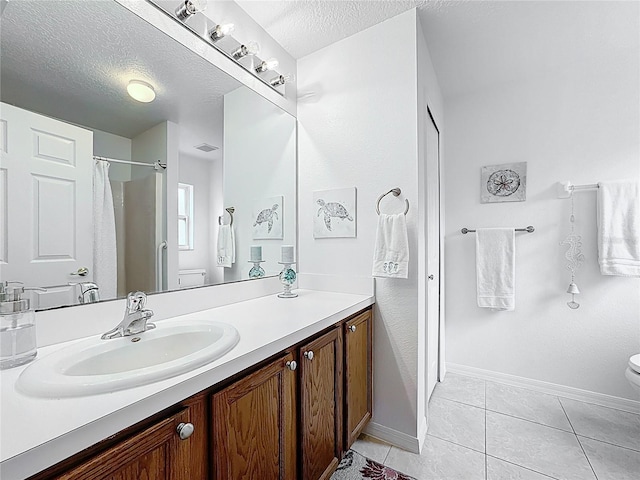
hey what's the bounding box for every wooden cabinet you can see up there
[54,408,197,480]
[211,353,297,480]
[29,306,373,480]
[343,309,373,449]
[299,328,343,480]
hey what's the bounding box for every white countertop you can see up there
[0,289,374,480]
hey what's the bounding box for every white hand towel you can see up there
[217,224,235,268]
[93,161,117,299]
[597,179,640,277]
[372,213,409,279]
[476,228,515,311]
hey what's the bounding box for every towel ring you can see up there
[218,207,235,226]
[376,188,409,215]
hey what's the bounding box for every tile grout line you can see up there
[575,433,640,453]
[559,399,599,480]
[426,432,485,455]
[485,454,563,480]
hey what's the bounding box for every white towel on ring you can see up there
[597,179,640,276]
[217,224,235,268]
[476,228,515,311]
[372,213,409,278]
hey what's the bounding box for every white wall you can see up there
[444,44,640,400]
[178,154,223,285]
[223,87,297,282]
[298,9,443,444]
[416,18,445,437]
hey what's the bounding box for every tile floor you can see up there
[350,373,640,480]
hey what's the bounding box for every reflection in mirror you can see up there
[0,0,296,310]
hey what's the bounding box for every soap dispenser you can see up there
[0,281,38,369]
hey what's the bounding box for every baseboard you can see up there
[363,422,421,454]
[447,363,640,414]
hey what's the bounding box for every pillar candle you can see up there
[250,245,262,262]
[281,245,294,264]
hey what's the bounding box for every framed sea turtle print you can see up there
[313,187,357,238]
[481,162,527,203]
[252,195,283,239]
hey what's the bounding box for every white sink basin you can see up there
[16,320,239,398]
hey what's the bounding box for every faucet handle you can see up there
[126,291,147,311]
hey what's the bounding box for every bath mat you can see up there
[331,450,416,480]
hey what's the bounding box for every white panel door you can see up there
[426,109,441,400]
[0,102,93,304]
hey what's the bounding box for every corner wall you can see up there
[298,9,425,443]
[444,40,640,400]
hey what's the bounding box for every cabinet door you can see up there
[212,353,297,480]
[344,309,373,449]
[57,408,194,480]
[300,328,343,480]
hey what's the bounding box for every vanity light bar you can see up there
[159,1,292,94]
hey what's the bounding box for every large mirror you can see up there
[0,0,297,310]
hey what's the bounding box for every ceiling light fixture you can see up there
[208,23,234,42]
[127,80,156,103]
[231,42,260,60]
[269,74,294,87]
[175,0,207,21]
[255,58,279,74]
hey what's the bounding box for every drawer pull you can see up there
[304,351,314,361]
[286,360,297,371]
[177,422,194,440]
[348,325,357,333]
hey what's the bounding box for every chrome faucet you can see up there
[101,291,155,340]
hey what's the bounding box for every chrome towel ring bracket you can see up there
[376,188,409,215]
[218,207,235,226]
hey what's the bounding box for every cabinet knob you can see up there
[304,351,314,361]
[348,325,357,333]
[286,360,297,371]
[176,422,194,440]
[428,274,434,280]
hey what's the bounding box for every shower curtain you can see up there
[93,161,117,299]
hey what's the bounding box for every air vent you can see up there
[194,143,219,152]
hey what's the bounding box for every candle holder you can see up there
[277,262,297,298]
[248,260,265,279]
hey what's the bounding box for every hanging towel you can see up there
[93,161,117,299]
[597,179,640,277]
[217,224,235,268]
[476,228,515,311]
[372,213,409,278]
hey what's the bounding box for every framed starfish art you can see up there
[480,162,527,203]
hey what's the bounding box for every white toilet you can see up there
[625,354,640,394]
[178,269,207,288]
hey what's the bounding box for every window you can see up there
[178,183,194,250]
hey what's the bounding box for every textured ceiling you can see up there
[236,0,639,99]
[236,0,422,59]
[0,0,241,159]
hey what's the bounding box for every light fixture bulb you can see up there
[175,0,208,21]
[127,80,156,103]
[232,41,260,60]
[255,58,279,73]
[209,23,234,42]
[269,73,294,87]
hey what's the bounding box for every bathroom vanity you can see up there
[0,290,373,480]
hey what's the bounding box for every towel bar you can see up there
[461,226,535,234]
